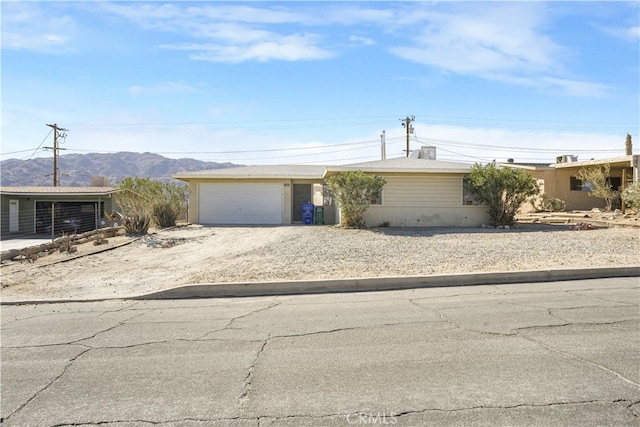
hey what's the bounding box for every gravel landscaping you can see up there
[1,221,638,301]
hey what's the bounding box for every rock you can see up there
[614,209,622,214]
[504,225,510,229]
[481,224,488,228]
[591,208,602,213]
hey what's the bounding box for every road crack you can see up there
[238,334,271,411]
[514,330,640,389]
[2,346,92,424]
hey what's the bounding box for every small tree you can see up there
[326,171,386,228]
[576,164,620,211]
[115,177,187,234]
[467,161,540,226]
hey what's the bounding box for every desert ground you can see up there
[1,212,639,301]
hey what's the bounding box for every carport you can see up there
[0,186,118,237]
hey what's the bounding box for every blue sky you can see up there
[2,1,639,167]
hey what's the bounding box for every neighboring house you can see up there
[501,154,639,211]
[0,187,118,236]
[174,150,491,227]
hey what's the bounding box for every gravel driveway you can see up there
[1,223,638,301]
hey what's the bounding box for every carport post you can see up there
[51,202,55,241]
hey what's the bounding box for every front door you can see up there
[9,199,19,232]
[292,184,312,222]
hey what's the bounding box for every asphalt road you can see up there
[2,277,639,427]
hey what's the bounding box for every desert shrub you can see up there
[152,183,187,227]
[545,198,566,212]
[622,182,640,211]
[466,161,540,226]
[116,177,187,234]
[326,171,386,228]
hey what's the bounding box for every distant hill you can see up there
[0,152,240,187]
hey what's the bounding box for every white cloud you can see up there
[349,35,375,46]
[598,24,640,42]
[386,3,615,97]
[128,82,196,96]
[480,74,609,98]
[99,2,331,63]
[1,2,74,52]
[162,33,333,63]
[390,3,561,75]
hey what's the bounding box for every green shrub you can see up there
[545,198,566,212]
[622,182,640,211]
[467,161,540,226]
[326,171,386,228]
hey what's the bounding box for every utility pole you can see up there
[380,130,386,160]
[44,123,68,186]
[400,116,415,157]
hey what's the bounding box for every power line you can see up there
[414,136,624,154]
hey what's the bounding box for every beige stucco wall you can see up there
[528,168,625,211]
[354,174,491,227]
[363,205,490,227]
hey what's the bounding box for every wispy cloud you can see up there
[5,1,622,96]
[161,33,332,63]
[386,2,612,97]
[597,24,640,42]
[100,2,332,63]
[349,35,375,46]
[1,2,74,52]
[128,81,195,96]
[390,4,559,75]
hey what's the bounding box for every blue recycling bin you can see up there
[302,203,314,225]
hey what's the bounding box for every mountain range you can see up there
[0,152,239,187]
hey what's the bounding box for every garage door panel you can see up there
[199,183,283,225]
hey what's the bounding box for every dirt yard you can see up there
[1,216,639,302]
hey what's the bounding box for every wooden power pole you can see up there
[44,123,68,186]
[400,116,415,157]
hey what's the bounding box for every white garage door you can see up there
[199,183,283,225]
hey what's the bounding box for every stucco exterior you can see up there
[357,174,488,227]
[176,156,491,227]
[503,155,638,212]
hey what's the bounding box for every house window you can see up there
[462,177,480,205]
[370,190,382,205]
[570,177,591,191]
[322,184,335,206]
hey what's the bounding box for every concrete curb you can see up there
[3,266,638,305]
[136,266,640,299]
